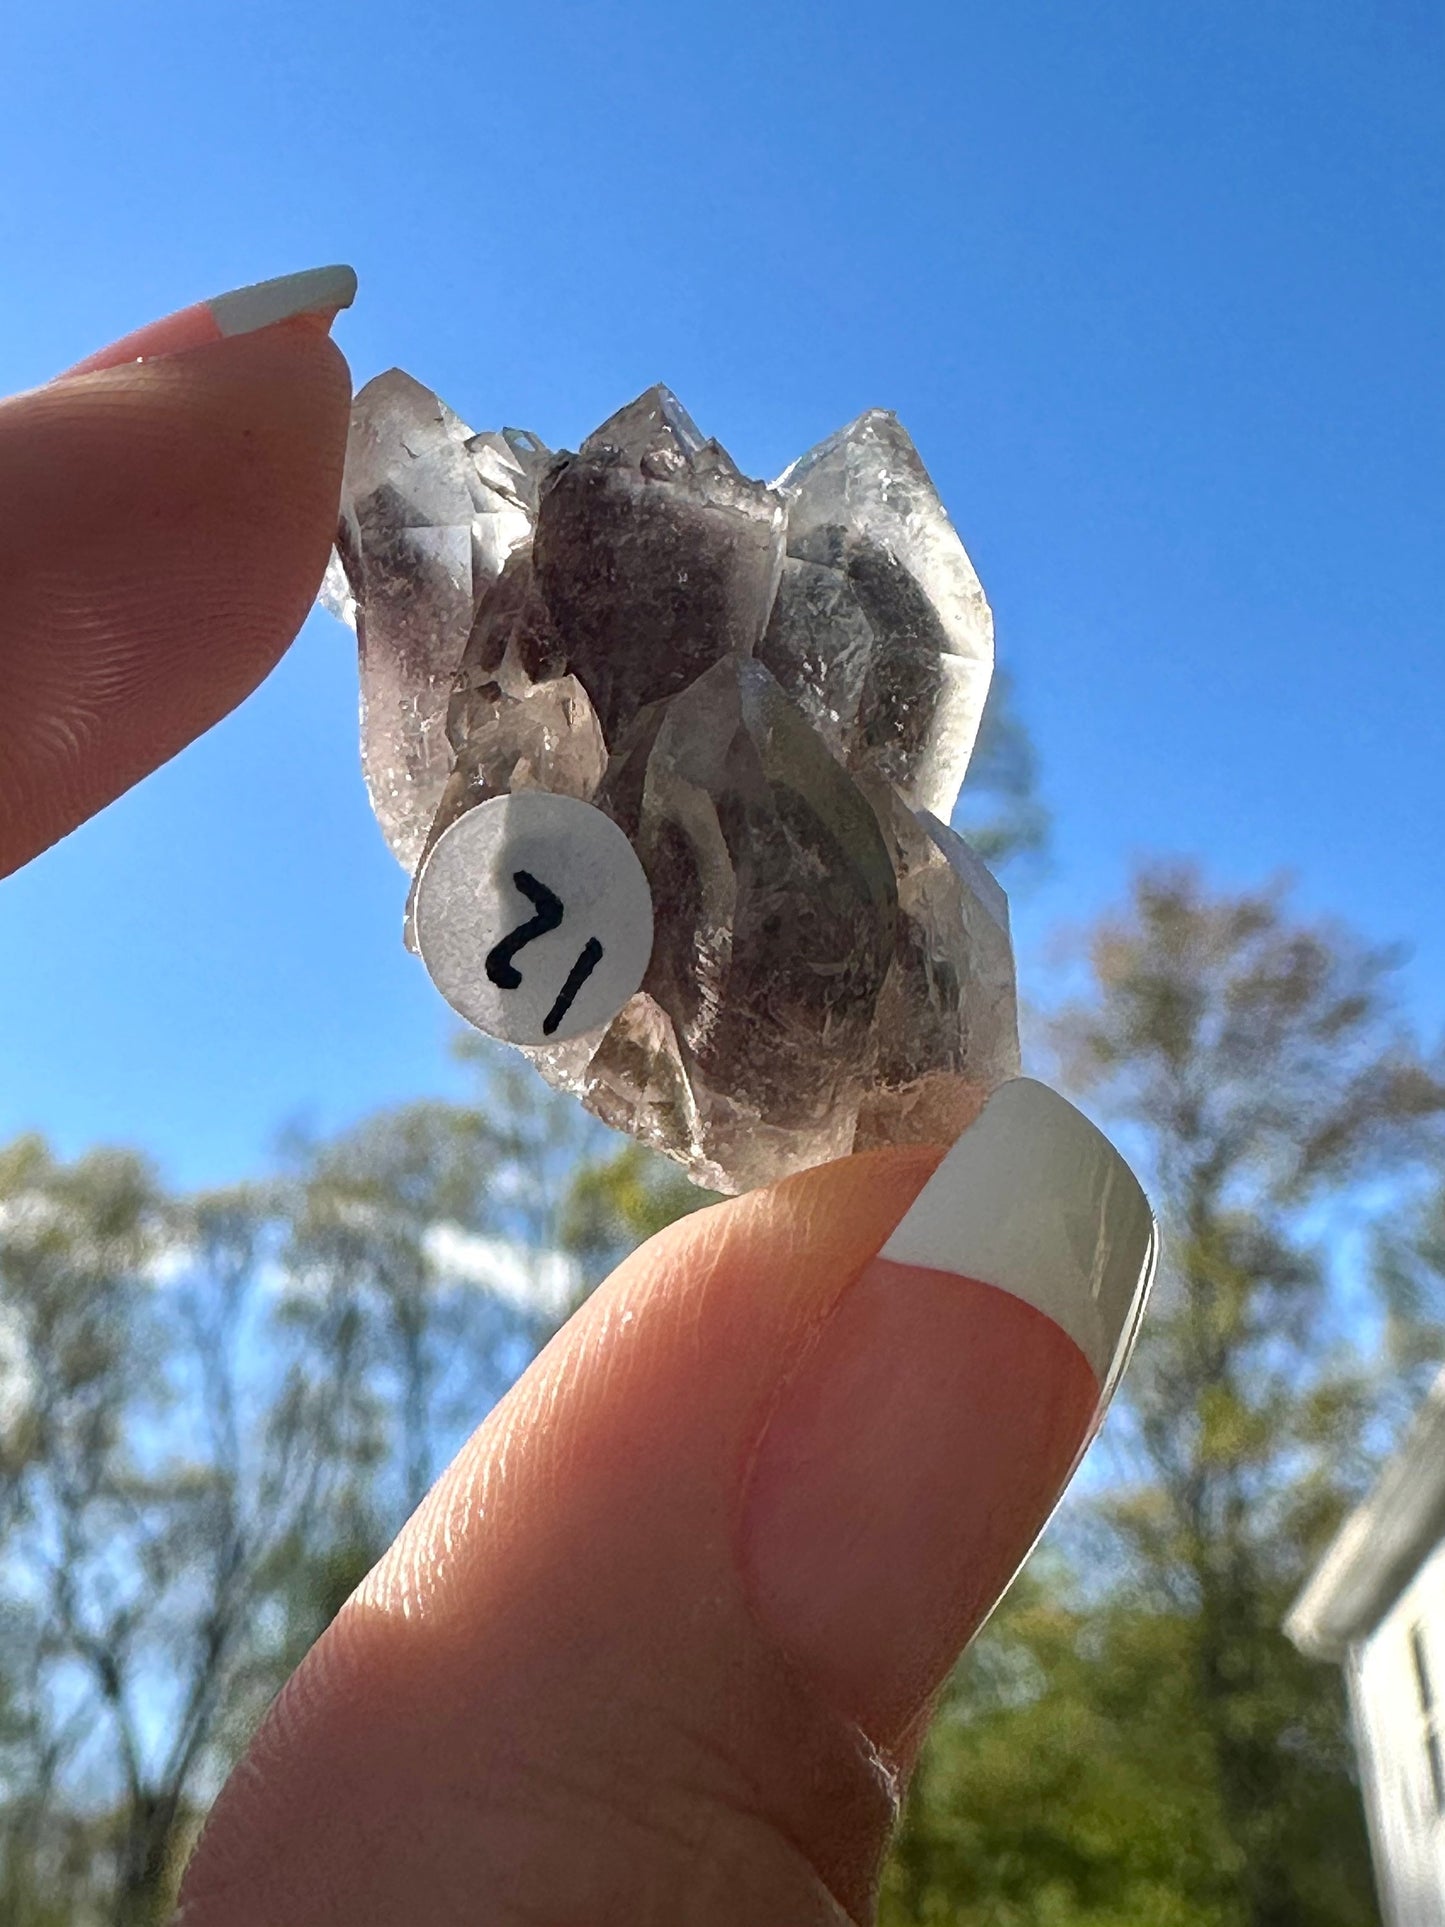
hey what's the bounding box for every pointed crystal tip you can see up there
[322,374,1015,1192]
[581,384,706,465]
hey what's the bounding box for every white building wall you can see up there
[1352,1537,1445,1927]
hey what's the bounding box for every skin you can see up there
[1,319,1074,1925]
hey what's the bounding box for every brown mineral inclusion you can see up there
[323,377,1019,1192]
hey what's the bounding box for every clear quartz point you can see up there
[335,371,550,870]
[763,409,995,821]
[324,377,1019,1191]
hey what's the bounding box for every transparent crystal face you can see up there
[326,373,1019,1191]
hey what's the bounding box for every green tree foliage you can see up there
[883,868,1445,1926]
[0,1048,649,1925]
[559,1138,717,1271]
[1372,1177,1445,1431]
[884,1565,1241,1927]
[5,853,1442,1926]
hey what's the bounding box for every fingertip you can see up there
[169,1141,1015,1926]
[649,1141,947,1304]
[738,1082,1154,1745]
[0,320,353,873]
[56,264,357,380]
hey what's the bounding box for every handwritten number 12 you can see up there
[486,870,605,1036]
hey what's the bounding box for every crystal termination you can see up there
[323,376,1019,1192]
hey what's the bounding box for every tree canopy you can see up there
[1,868,1441,1923]
[883,867,1445,1927]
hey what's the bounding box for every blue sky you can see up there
[1,0,1440,1190]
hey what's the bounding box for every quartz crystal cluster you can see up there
[322,373,1019,1192]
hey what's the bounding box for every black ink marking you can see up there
[486,870,564,989]
[543,936,605,1035]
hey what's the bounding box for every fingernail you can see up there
[739,1077,1156,1749]
[56,265,358,380]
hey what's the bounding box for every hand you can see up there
[1,274,1151,1925]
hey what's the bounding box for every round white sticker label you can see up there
[412,792,654,1046]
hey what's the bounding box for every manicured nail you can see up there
[56,265,358,380]
[739,1077,1156,1750]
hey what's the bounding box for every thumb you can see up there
[180,1081,1153,1926]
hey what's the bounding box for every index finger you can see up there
[0,269,354,877]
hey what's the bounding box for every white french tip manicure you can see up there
[208,264,358,339]
[880,1078,1157,1386]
